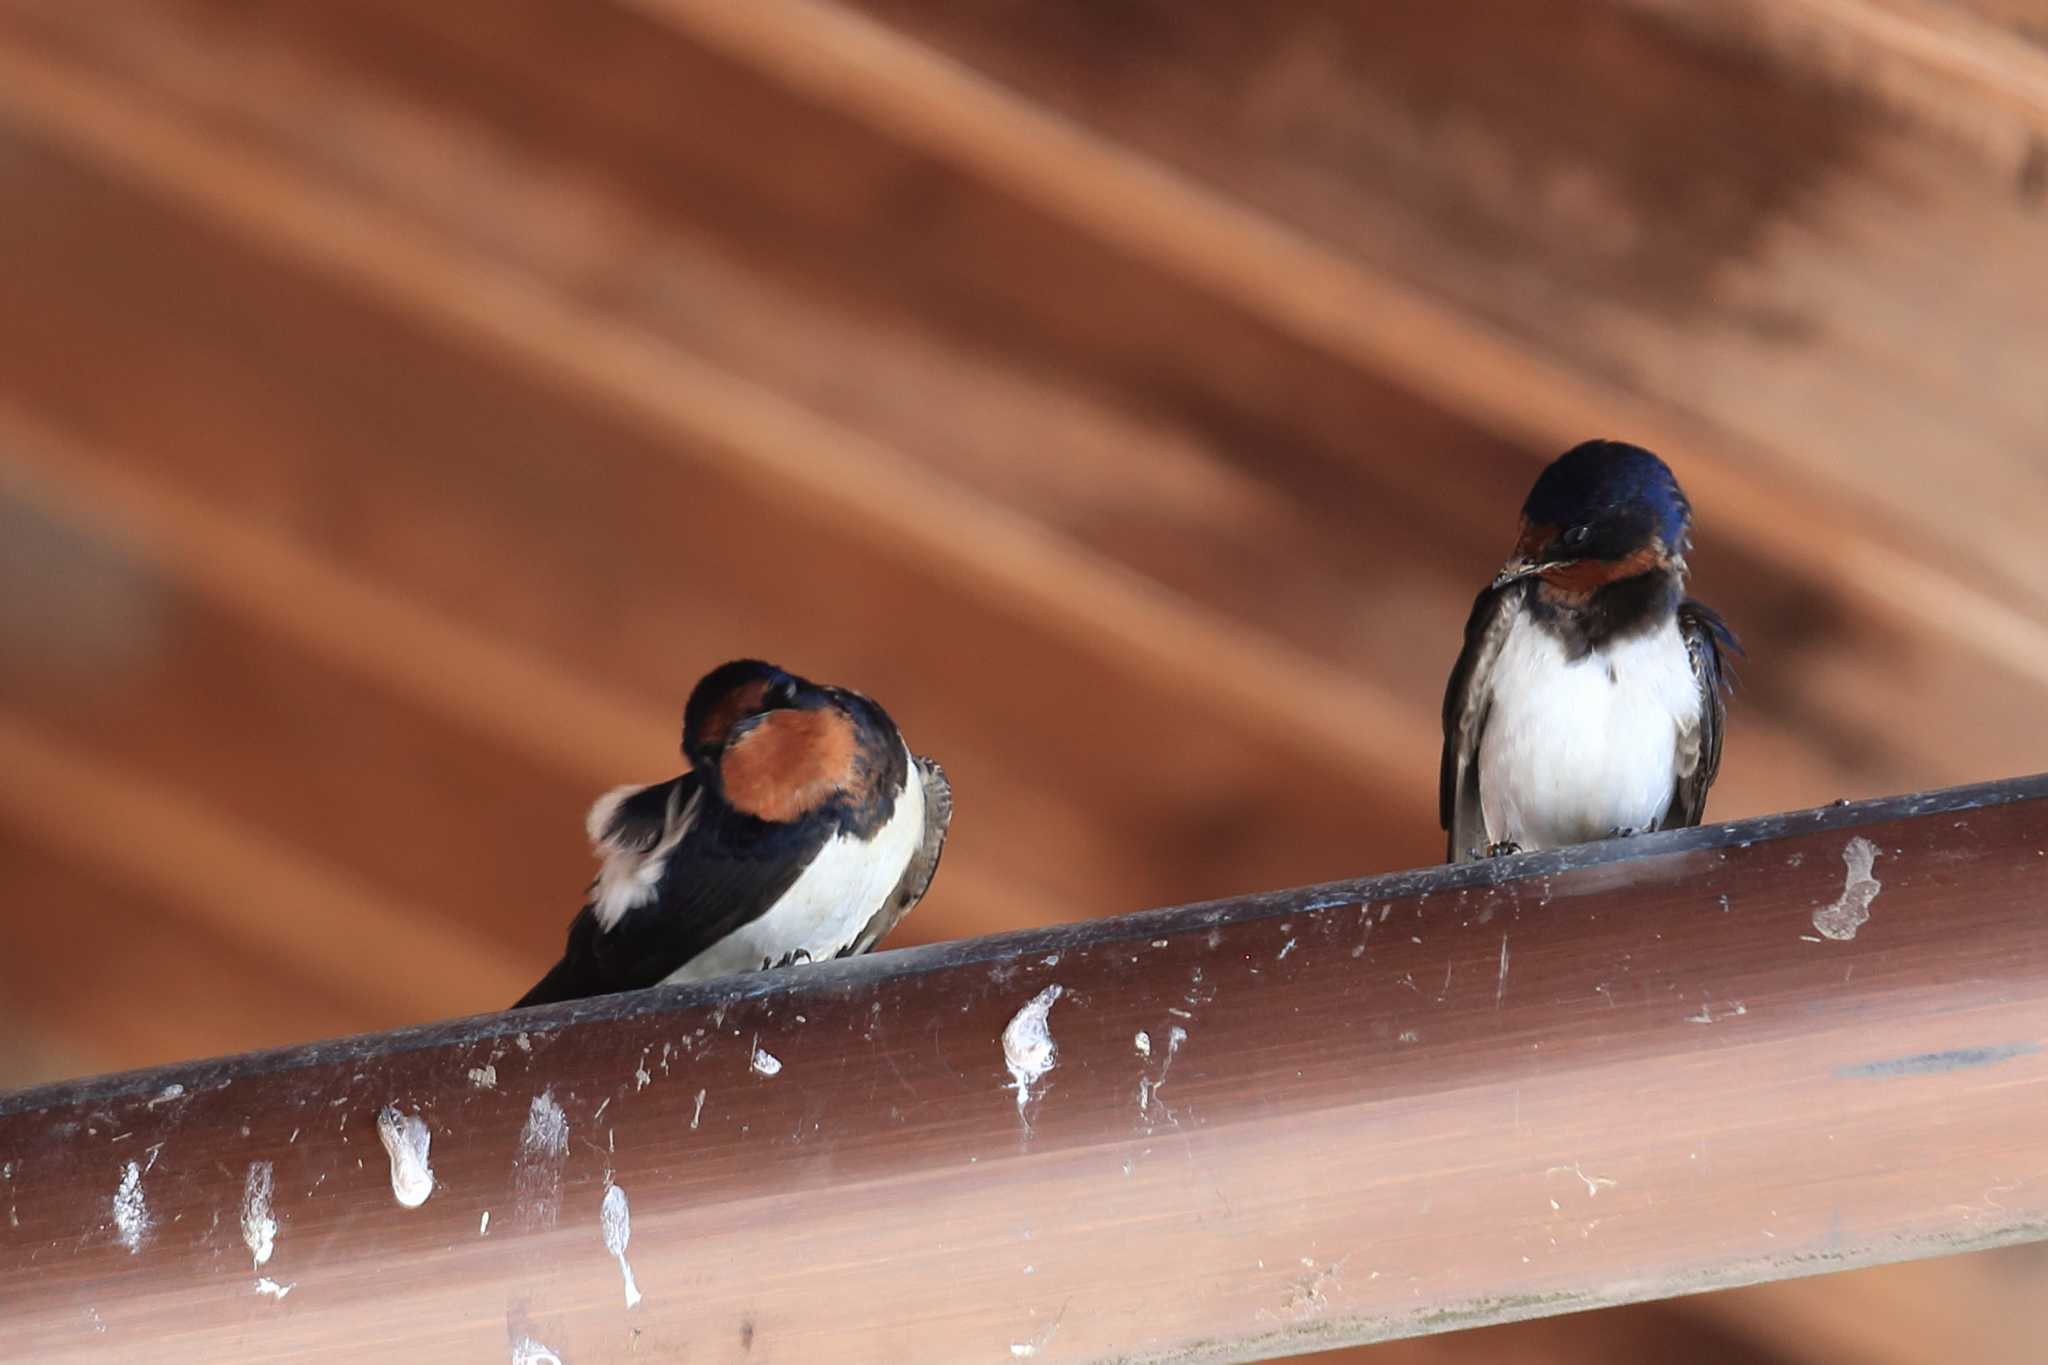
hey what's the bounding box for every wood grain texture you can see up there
[2,781,2044,1361]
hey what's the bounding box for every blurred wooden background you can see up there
[0,1,2044,1361]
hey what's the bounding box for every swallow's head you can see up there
[686,661,897,824]
[1494,440,1691,592]
[682,659,806,768]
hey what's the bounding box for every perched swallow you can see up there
[516,659,952,1007]
[1440,441,1737,863]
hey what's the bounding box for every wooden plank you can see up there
[805,0,2048,616]
[0,708,531,1021]
[0,829,370,1079]
[0,13,1463,906]
[626,0,2048,776]
[0,4,1439,810]
[3,778,2044,1361]
[0,0,1974,820]
[1678,1248,2048,1365]
[1625,0,2048,162]
[1316,1299,1782,1364]
[0,478,598,956]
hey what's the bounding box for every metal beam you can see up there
[4,777,2046,1362]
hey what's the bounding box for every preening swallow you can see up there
[1441,441,1737,863]
[516,660,952,1007]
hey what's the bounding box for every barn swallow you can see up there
[1440,441,1737,863]
[515,660,952,1007]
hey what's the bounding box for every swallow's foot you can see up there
[1482,840,1524,858]
[1606,827,1640,840]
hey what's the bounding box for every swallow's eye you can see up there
[764,679,799,709]
[1562,525,1592,550]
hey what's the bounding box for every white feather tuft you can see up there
[590,784,698,931]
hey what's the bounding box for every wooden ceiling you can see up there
[0,1,2043,1360]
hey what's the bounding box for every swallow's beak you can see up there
[1492,556,1553,590]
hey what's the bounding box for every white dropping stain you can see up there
[514,1090,570,1228]
[467,1065,498,1090]
[1002,984,1064,1123]
[1548,1162,1618,1197]
[253,1277,295,1300]
[601,1183,643,1308]
[1495,935,1511,1009]
[1133,1031,1152,1058]
[376,1107,435,1209]
[509,1337,563,1365]
[146,1083,185,1108]
[514,1032,533,1053]
[1685,999,1748,1025]
[1139,1025,1190,1121]
[1282,1256,1345,1319]
[1813,837,1882,941]
[751,1043,783,1078]
[112,1160,150,1252]
[1011,1346,1037,1358]
[521,1091,570,1153]
[634,1065,652,1091]
[1277,938,1297,960]
[479,1210,491,1236]
[691,1089,707,1129]
[241,1161,277,1267]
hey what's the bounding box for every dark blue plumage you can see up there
[1442,441,1738,863]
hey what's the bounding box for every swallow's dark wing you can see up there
[514,907,612,1008]
[589,774,690,852]
[514,769,826,1008]
[1441,582,1518,863]
[589,816,824,997]
[1664,600,1739,830]
[844,755,952,958]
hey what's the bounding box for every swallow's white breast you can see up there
[660,743,926,985]
[1477,610,1701,852]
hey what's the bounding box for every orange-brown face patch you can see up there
[719,707,859,823]
[1538,544,1665,598]
[1514,520,1559,560]
[691,679,772,756]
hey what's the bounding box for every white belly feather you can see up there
[1478,612,1701,852]
[661,744,926,985]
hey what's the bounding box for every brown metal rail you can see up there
[3,777,2046,1362]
